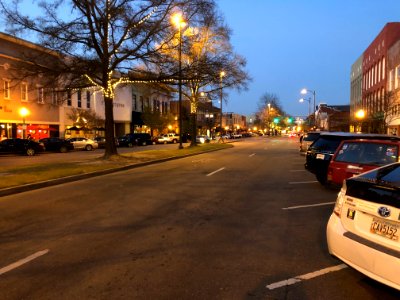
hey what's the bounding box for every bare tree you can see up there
[152,5,250,145]
[0,0,216,158]
[383,90,400,134]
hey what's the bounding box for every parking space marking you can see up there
[288,181,318,184]
[249,153,256,157]
[282,201,335,210]
[206,167,225,177]
[0,249,49,276]
[266,264,347,290]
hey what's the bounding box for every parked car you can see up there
[93,137,106,149]
[0,138,45,156]
[196,135,211,144]
[118,133,153,147]
[327,162,400,291]
[66,137,98,151]
[327,139,400,187]
[304,132,400,184]
[155,133,180,144]
[299,131,320,155]
[39,137,74,153]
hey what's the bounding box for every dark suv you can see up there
[305,132,400,184]
[118,133,153,147]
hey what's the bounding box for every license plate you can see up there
[316,154,325,160]
[370,218,399,241]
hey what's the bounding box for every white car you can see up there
[326,162,400,291]
[67,137,98,151]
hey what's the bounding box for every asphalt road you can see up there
[0,136,399,299]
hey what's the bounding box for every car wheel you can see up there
[172,139,177,144]
[26,148,35,156]
[128,142,133,147]
[59,146,68,153]
[85,144,93,151]
[141,141,146,146]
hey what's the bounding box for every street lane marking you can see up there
[266,264,348,290]
[249,153,256,157]
[0,249,49,276]
[282,202,335,210]
[206,167,225,177]
[290,170,306,172]
[289,181,318,184]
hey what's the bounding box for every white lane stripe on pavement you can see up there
[206,167,225,177]
[290,170,306,172]
[266,264,348,290]
[282,202,335,210]
[249,153,256,157]
[0,249,49,276]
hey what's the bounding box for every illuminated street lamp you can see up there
[171,12,186,149]
[19,107,30,139]
[300,88,316,127]
[355,109,365,133]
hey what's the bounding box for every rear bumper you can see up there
[327,213,400,291]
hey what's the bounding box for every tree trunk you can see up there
[104,95,118,158]
[190,112,197,147]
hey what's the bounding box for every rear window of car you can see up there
[359,164,400,186]
[303,132,320,142]
[309,136,342,152]
[335,142,398,165]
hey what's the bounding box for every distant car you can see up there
[118,133,153,147]
[196,135,211,144]
[66,137,98,151]
[0,138,45,156]
[327,139,400,186]
[299,131,320,155]
[327,162,400,291]
[39,137,74,153]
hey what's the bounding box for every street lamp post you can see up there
[172,13,186,149]
[301,88,316,128]
[19,107,30,139]
[219,71,225,135]
[299,98,311,126]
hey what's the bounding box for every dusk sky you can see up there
[217,0,400,117]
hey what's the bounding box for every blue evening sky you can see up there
[217,0,400,117]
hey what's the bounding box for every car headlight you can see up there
[333,180,347,217]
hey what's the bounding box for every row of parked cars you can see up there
[0,137,100,156]
[300,131,400,291]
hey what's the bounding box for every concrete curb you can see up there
[0,146,227,197]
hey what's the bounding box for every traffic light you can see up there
[273,117,280,124]
[287,117,293,124]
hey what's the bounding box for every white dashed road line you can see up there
[266,264,348,290]
[249,153,256,157]
[0,249,49,276]
[282,202,335,210]
[206,167,225,177]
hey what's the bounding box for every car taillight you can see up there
[333,180,347,217]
